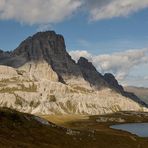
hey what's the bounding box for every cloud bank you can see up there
[0,0,82,25]
[69,49,148,82]
[86,0,148,21]
[0,0,148,25]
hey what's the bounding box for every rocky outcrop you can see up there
[77,57,108,89]
[0,49,5,57]
[104,73,124,92]
[0,50,11,65]
[0,50,10,57]
[18,60,59,81]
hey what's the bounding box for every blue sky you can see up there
[1,8,148,53]
[0,0,148,87]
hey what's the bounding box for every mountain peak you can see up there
[104,73,124,92]
[7,31,86,85]
[31,31,65,42]
[78,57,88,62]
[13,31,66,60]
[78,57,97,71]
[78,56,108,89]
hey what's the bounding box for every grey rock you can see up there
[104,73,124,92]
[0,49,11,64]
[77,57,109,89]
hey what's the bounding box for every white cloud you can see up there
[0,0,82,25]
[1,0,148,24]
[144,76,148,80]
[86,0,148,21]
[122,75,148,87]
[37,24,53,32]
[69,50,91,61]
[69,48,148,82]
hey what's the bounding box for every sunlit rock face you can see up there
[0,31,147,115]
[18,60,59,82]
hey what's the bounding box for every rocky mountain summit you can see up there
[78,57,109,89]
[0,31,147,115]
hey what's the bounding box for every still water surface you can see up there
[111,123,148,137]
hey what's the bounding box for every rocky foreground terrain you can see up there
[0,31,147,115]
[1,107,148,148]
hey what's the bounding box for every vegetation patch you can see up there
[30,100,40,108]
[0,87,20,93]
[17,83,37,92]
[72,86,93,94]
[0,83,37,93]
[47,94,57,102]
[65,100,77,113]
[14,94,27,107]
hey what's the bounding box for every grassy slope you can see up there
[1,108,148,148]
[42,112,148,148]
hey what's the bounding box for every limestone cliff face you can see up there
[0,65,146,115]
[18,60,59,82]
[0,65,18,79]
